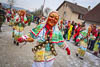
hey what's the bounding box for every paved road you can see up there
[0,23,100,67]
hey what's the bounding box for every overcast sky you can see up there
[0,0,100,11]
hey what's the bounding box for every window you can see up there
[78,14,83,20]
[64,11,66,17]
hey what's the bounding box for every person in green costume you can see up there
[0,3,6,32]
[17,11,70,67]
[76,24,88,60]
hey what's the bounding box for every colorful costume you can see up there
[27,14,33,26]
[17,11,70,67]
[12,10,27,45]
[6,9,11,23]
[63,21,68,39]
[39,17,46,24]
[93,28,100,56]
[9,10,16,26]
[67,24,73,40]
[58,20,64,34]
[30,23,67,62]
[76,29,88,59]
[93,39,100,56]
[88,33,96,51]
[73,24,81,43]
[88,25,92,36]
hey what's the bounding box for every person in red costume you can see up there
[92,24,98,37]
[67,21,71,30]
[17,11,70,67]
[73,23,81,45]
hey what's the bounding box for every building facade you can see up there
[84,3,100,28]
[56,1,88,23]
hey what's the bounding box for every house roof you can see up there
[83,3,100,23]
[56,1,88,15]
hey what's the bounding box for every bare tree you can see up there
[32,5,44,16]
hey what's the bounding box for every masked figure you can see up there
[17,11,70,67]
[76,25,88,60]
[12,10,28,46]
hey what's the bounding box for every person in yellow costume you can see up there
[67,22,73,41]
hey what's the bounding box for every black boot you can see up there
[16,42,19,46]
[76,53,78,57]
[75,42,78,46]
[79,57,84,60]
[13,40,16,44]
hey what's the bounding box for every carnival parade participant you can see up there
[75,24,88,60]
[12,10,28,46]
[67,22,73,41]
[71,21,75,36]
[39,16,46,24]
[65,21,71,39]
[88,24,92,36]
[27,13,32,26]
[73,23,81,45]
[88,24,97,51]
[59,19,64,34]
[9,9,16,26]
[17,11,70,67]
[93,27,100,56]
[63,21,68,39]
[93,35,100,56]
[0,3,6,32]
[6,8,11,24]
